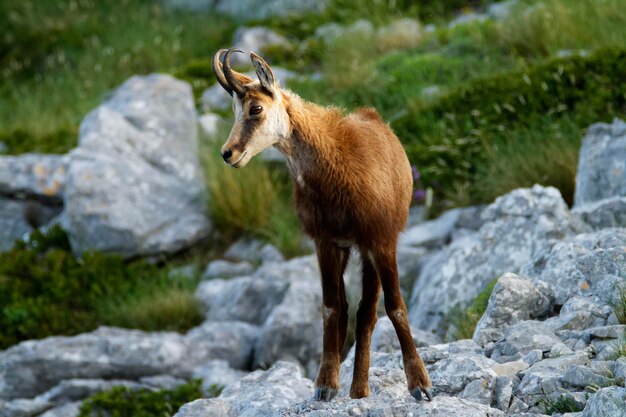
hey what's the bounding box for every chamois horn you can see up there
[212,48,233,96]
[222,48,247,98]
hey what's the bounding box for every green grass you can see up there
[542,395,584,415]
[201,135,304,258]
[78,380,207,417]
[0,226,203,349]
[611,284,626,325]
[0,0,234,154]
[448,278,498,340]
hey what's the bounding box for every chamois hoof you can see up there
[314,386,338,402]
[410,387,433,401]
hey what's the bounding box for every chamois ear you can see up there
[250,52,276,93]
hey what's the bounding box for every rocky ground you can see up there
[1,114,625,416]
[0,7,625,414]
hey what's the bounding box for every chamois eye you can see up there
[250,106,263,116]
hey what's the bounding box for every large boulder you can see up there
[519,228,626,305]
[0,327,189,400]
[174,361,314,417]
[473,273,555,346]
[408,185,586,334]
[0,323,257,400]
[62,74,211,257]
[253,256,323,375]
[574,118,626,207]
[581,386,626,417]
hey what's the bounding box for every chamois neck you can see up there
[275,92,342,176]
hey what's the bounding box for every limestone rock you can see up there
[581,386,626,417]
[184,320,260,370]
[195,275,288,324]
[62,74,211,257]
[201,259,255,279]
[0,154,68,202]
[574,118,626,206]
[409,185,585,334]
[474,273,554,346]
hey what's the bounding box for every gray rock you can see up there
[514,352,589,407]
[370,317,440,354]
[314,20,374,44]
[173,398,234,417]
[409,185,585,334]
[223,238,285,264]
[581,386,626,417]
[195,275,288,324]
[38,403,80,417]
[0,154,68,202]
[184,320,260,369]
[254,258,323,374]
[0,399,52,417]
[219,361,314,417]
[418,339,483,364]
[215,0,328,22]
[201,67,296,112]
[202,259,255,279]
[562,364,614,388]
[544,296,610,332]
[474,273,554,346]
[282,395,505,417]
[0,197,61,251]
[35,379,143,404]
[520,228,626,305]
[198,113,221,138]
[230,27,291,66]
[574,119,626,207]
[428,353,497,396]
[487,0,519,19]
[62,74,211,257]
[139,374,187,390]
[191,360,248,394]
[399,208,462,249]
[449,12,489,29]
[492,321,562,359]
[584,325,626,340]
[494,375,514,411]
[523,350,544,366]
[574,196,626,229]
[396,245,428,296]
[0,327,190,400]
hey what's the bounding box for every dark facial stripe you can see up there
[235,117,259,152]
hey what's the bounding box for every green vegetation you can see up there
[78,380,206,417]
[611,285,626,325]
[201,137,304,258]
[448,278,498,340]
[542,395,584,415]
[0,226,203,349]
[0,0,234,154]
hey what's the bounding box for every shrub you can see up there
[201,138,303,258]
[447,278,497,340]
[0,226,202,349]
[78,380,205,417]
[394,47,626,205]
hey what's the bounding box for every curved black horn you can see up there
[212,49,233,96]
[223,48,247,98]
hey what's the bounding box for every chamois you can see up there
[212,48,432,402]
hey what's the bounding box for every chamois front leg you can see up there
[373,246,433,401]
[314,241,350,402]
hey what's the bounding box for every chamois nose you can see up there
[221,149,233,162]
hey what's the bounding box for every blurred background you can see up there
[0,0,625,415]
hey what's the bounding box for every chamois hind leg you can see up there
[314,240,350,401]
[349,249,381,398]
[373,245,432,401]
